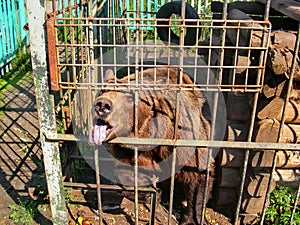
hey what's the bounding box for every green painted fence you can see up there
[0,0,29,75]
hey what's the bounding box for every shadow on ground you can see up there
[0,72,52,224]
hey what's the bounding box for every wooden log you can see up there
[226,122,249,141]
[246,173,276,197]
[254,119,300,143]
[267,47,300,81]
[257,97,284,120]
[273,169,300,187]
[212,1,298,30]
[267,48,288,75]
[219,123,248,167]
[269,17,299,31]
[267,31,300,81]
[219,122,247,167]
[219,167,299,190]
[257,97,300,124]
[242,195,269,214]
[225,148,300,169]
[216,187,237,205]
[211,1,283,16]
[290,88,300,101]
[251,150,300,168]
[227,92,253,121]
[262,70,287,99]
[256,0,300,23]
[240,214,259,225]
[272,30,297,50]
[219,149,245,167]
[218,167,241,188]
[277,99,300,123]
[234,54,250,74]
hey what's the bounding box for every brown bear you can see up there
[89,67,214,225]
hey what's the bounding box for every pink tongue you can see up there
[89,124,107,145]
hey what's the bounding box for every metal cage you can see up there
[26,0,300,224]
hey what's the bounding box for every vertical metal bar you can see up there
[234,91,261,224]
[0,1,5,69]
[196,0,201,15]
[277,24,300,144]
[264,0,271,21]
[261,22,300,224]
[234,1,271,223]
[218,0,228,84]
[26,0,68,224]
[168,147,176,225]
[1,0,10,65]
[95,147,103,225]
[46,17,60,91]
[150,192,157,225]
[179,0,186,84]
[168,90,181,225]
[201,102,216,225]
[231,22,241,87]
[290,183,300,223]
[17,0,28,45]
[7,0,16,54]
[222,0,228,20]
[134,0,141,224]
[134,145,139,225]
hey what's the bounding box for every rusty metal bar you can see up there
[46,16,60,91]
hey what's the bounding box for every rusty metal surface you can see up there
[46,16,60,91]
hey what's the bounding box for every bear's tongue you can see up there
[89,120,108,145]
[93,124,107,145]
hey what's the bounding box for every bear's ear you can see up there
[104,69,115,82]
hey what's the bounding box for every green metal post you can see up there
[25,0,68,224]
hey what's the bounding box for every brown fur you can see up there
[92,67,214,225]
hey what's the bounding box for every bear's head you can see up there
[89,67,211,186]
[89,67,206,147]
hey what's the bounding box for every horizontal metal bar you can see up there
[58,83,263,91]
[55,17,271,26]
[49,133,300,151]
[63,181,157,192]
[55,43,269,50]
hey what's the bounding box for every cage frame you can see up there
[26,0,300,224]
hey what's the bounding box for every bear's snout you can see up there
[95,97,113,116]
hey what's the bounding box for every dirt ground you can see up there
[0,71,233,225]
[0,72,52,224]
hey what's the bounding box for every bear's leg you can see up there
[180,173,209,225]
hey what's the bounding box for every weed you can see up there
[0,47,31,116]
[262,185,300,225]
[64,187,72,206]
[1,48,31,84]
[9,199,38,225]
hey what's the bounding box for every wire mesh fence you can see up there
[27,0,300,224]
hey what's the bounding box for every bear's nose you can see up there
[95,98,112,116]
